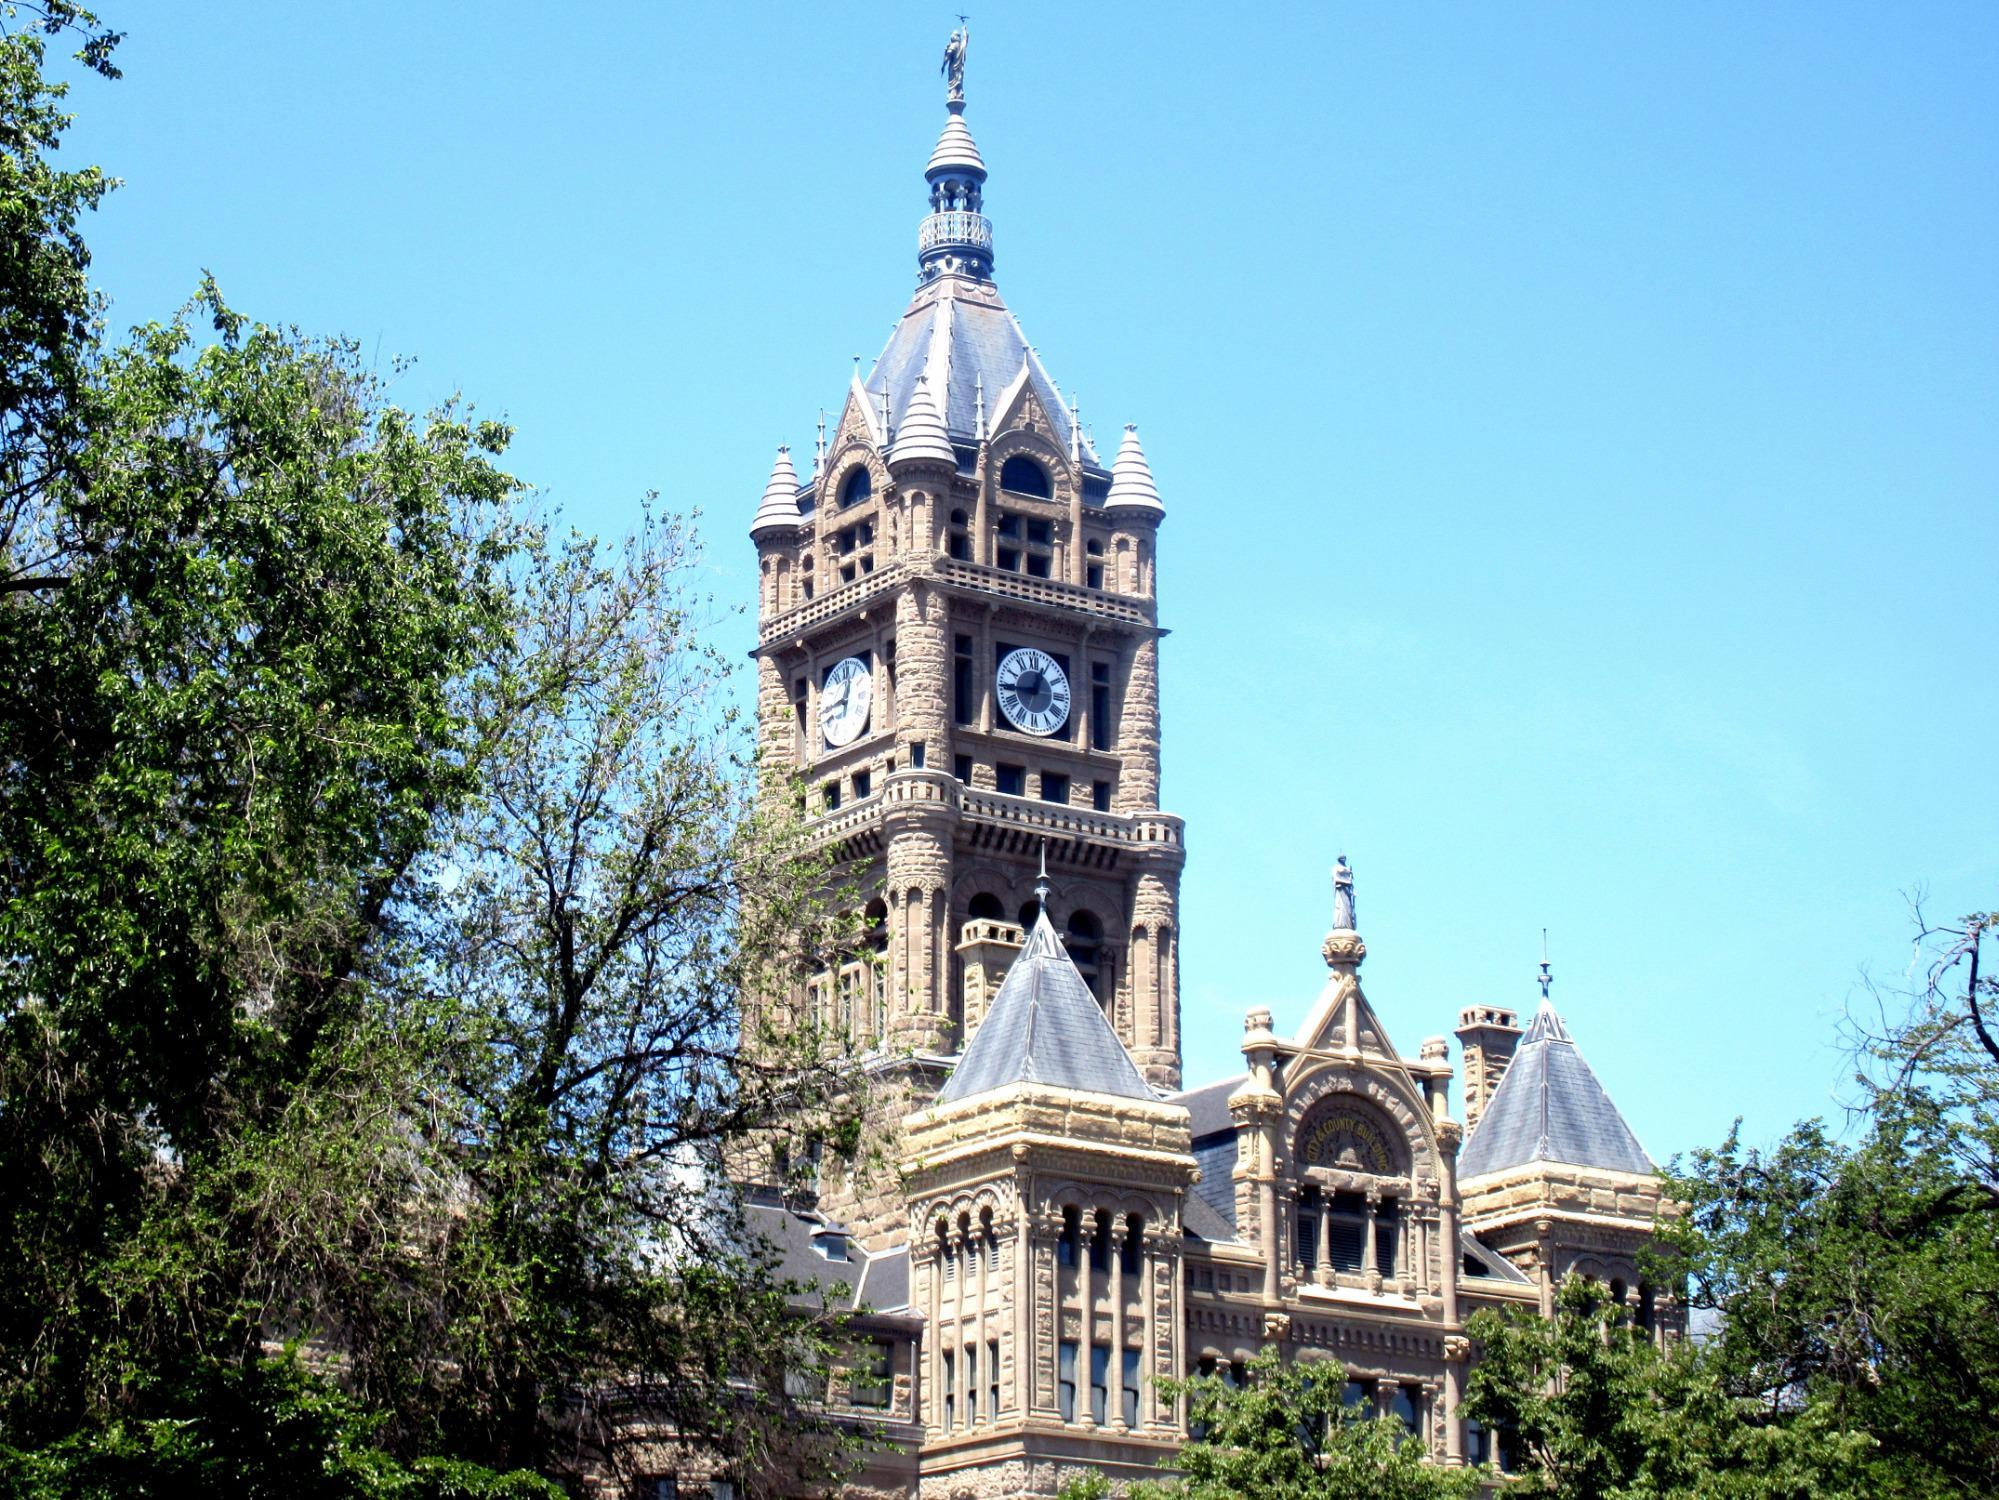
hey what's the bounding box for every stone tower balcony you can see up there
[802,766,1184,870]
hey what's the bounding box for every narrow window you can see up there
[823,782,840,813]
[1089,1345,1110,1426]
[953,634,975,726]
[1067,911,1102,998]
[850,1339,893,1409]
[1092,780,1112,812]
[1088,1211,1109,1275]
[1295,1190,1320,1271]
[1329,1192,1368,1273]
[851,768,871,800]
[988,1339,1001,1419]
[1122,1349,1141,1428]
[947,508,971,561]
[1391,1384,1420,1442]
[965,1344,979,1423]
[910,741,925,769]
[954,753,974,784]
[1125,1215,1143,1282]
[1376,1198,1400,1277]
[942,1351,955,1429]
[995,762,1025,796]
[1090,662,1113,752]
[1058,1206,1080,1268]
[1342,1378,1376,1414]
[1086,538,1105,590]
[1040,772,1069,804]
[1058,1341,1078,1422]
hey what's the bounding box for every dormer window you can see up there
[840,468,872,508]
[999,455,1051,498]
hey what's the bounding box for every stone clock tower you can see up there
[747,60,1184,1117]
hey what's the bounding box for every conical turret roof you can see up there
[1458,1000,1654,1180]
[937,907,1151,1105]
[888,375,956,469]
[926,108,986,178]
[749,445,803,537]
[1106,424,1164,515]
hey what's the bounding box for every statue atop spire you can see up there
[941,21,969,107]
[1332,854,1357,933]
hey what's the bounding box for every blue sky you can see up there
[61,3,1998,1163]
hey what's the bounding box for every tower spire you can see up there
[919,24,993,284]
[1537,928,1554,1001]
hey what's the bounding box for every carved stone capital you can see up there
[1321,931,1367,968]
[1443,1334,1472,1363]
[1262,1310,1292,1342]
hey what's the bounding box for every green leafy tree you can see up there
[1466,1276,1873,1500]
[1095,1348,1478,1500]
[0,13,866,1495]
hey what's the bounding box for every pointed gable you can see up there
[1458,1000,1655,1181]
[937,908,1150,1105]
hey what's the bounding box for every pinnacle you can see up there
[1106,424,1164,515]
[749,444,803,538]
[888,375,955,469]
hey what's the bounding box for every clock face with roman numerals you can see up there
[995,647,1071,737]
[818,655,872,748]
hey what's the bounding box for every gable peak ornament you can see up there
[1322,853,1365,968]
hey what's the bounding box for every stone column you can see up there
[1128,855,1181,1089]
[1315,1199,1333,1287]
[1362,1190,1380,1281]
[1438,1121,1463,1327]
[1114,633,1162,813]
[1442,1336,1469,1465]
[925,1234,942,1431]
[1077,1211,1095,1429]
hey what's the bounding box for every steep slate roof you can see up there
[936,906,1151,1105]
[864,284,1099,467]
[1458,1000,1655,1181]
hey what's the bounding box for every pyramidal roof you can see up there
[1457,1000,1655,1181]
[865,279,1097,464]
[936,906,1151,1105]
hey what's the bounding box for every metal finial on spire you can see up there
[1034,838,1051,914]
[814,409,827,478]
[1069,398,1081,463]
[1537,928,1554,1001]
[974,371,986,442]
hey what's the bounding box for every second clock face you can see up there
[996,647,1071,737]
[819,655,872,748]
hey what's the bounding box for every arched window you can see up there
[1067,910,1103,999]
[1016,900,1042,933]
[801,553,815,601]
[999,455,1051,498]
[948,508,971,561]
[967,891,1005,923]
[839,467,872,507]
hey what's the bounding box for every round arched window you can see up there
[999,455,1051,498]
[840,467,872,507]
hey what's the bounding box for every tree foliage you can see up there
[1098,1349,1478,1500]
[0,12,865,1494]
[1465,1277,1873,1500]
